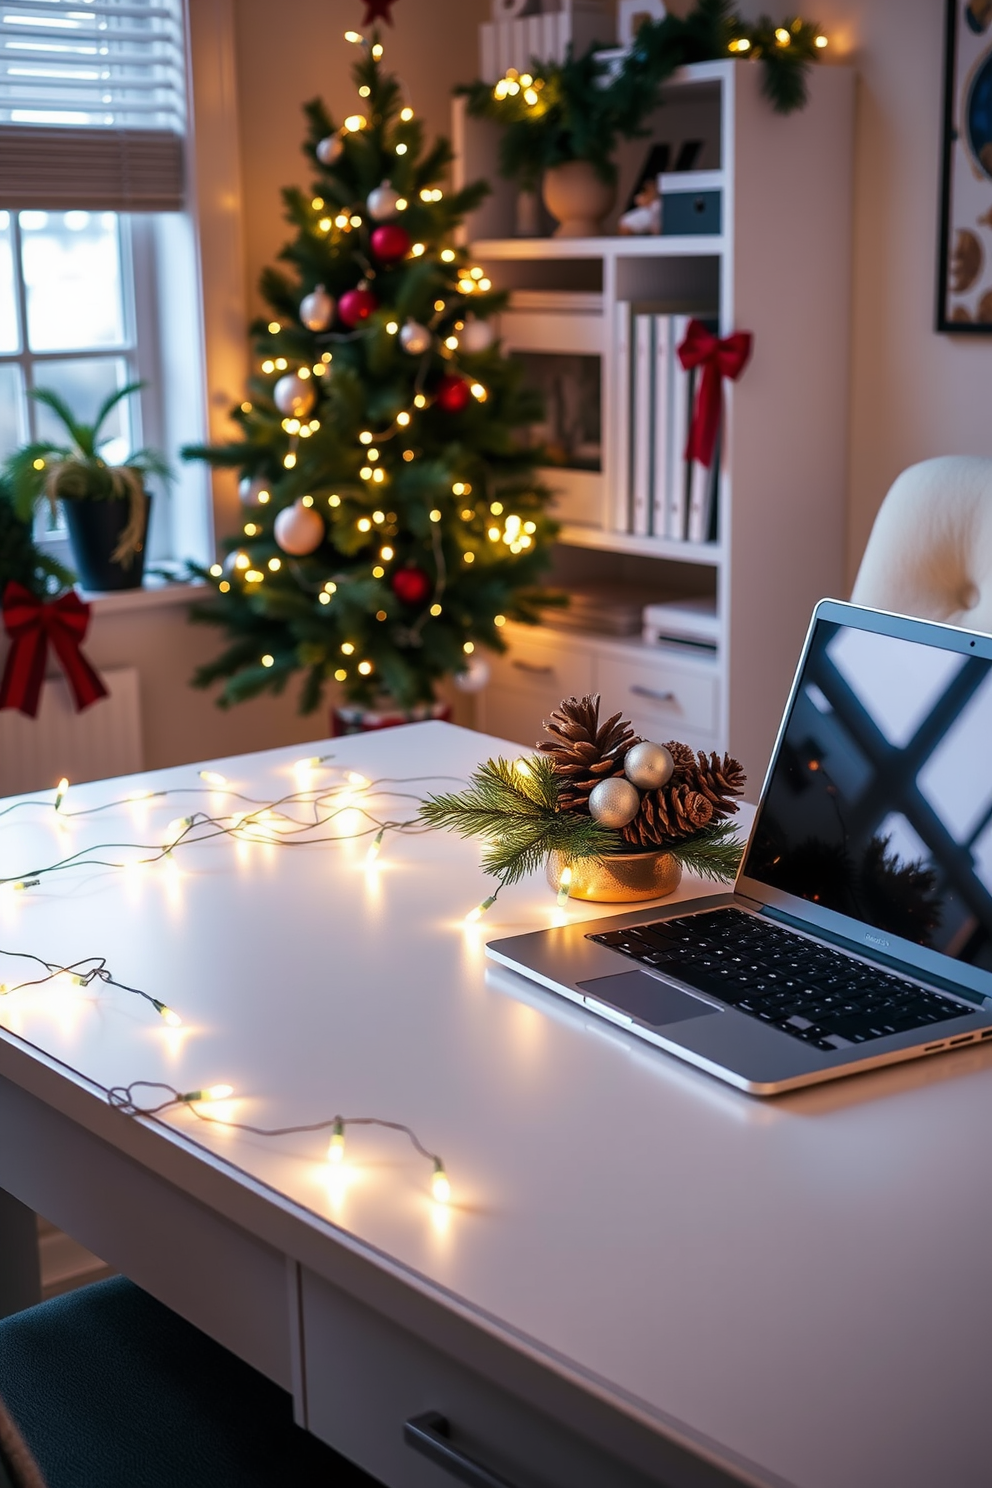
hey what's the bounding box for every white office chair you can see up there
[851,455,992,631]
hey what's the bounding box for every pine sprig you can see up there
[666,821,744,882]
[419,755,616,886]
[460,2,825,187]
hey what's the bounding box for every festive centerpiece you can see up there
[420,694,745,905]
[183,28,559,725]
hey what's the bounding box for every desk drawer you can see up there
[301,1268,656,1488]
[596,654,719,742]
[480,632,594,748]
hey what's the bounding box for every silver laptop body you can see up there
[486,600,992,1094]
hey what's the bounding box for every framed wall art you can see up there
[939,0,992,330]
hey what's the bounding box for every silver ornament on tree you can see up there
[453,657,491,693]
[367,180,400,220]
[316,134,343,166]
[624,741,674,791]
[273,500,324,556]
[273,372,317,418]
[459,316,495,353]
[588,777,641,829]
[238,476,271,508]
[299,283,334,332]
[399,318,432,355]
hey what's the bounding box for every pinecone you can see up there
[686,749,745,817]
[622,743,746,849]
[622,785,714,848]
[538,694,640,811]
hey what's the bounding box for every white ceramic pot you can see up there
[541,161,616,238]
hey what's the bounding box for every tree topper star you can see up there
[362,0,397,23]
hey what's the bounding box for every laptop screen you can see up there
[740,616,992,976]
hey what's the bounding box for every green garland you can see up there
[458,1,827,189]
[419,753,744,887]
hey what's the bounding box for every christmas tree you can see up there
[184,27,558,716]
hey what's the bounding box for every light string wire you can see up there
[0,763,465,1200]
[0,771,466,889]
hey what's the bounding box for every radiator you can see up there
[0,667,143,798]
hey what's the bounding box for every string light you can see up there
[365,828,385,866]
[431,1160,451,1204]
[54,777,69,811]
[556,865,572,907]
[464,893,498,923]
[344,29,362,42]
[267,320,280,333]
[815,33,828,47]
[344,114,365,132]
[0,948,185,1026]
[328,1117,346,1161]
[209,563,223,578]
[774,26,790,44]
[411,242,425,256]
[180,1085,234,1103]
[199,771,228,787]
[400,106,414,121]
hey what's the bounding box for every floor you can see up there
[37,1217,112,1299]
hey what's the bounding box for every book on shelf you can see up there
[623,308,719,546]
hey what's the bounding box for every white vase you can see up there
[541,161,616,238]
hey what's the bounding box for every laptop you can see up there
[486,600,992,1094]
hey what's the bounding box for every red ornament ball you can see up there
[391,566,432,606]
[338,286,379,327]
[436,374,471,413]
[370,223,411,263]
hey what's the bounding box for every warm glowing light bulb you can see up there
[207,1084,234,1101]
[557,866,573,908]
[431,1160,451,1204]
[344,114,365,132]
[296,755,322,771]
[159,1004,183,1028]
[400,106,414,121]
[344,29,362,42]
[441,248,456,262]
[465,893,497,923]
[54,776,69,810]
[164,816,193,848]
[775,26,790,44]
[365,828,385,865]
[199,770,228,787]
[328,1119,346,1162]
[814,33,828,47]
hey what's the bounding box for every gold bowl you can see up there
[546,850,682,903]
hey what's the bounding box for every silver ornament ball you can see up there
[273,501,324,556]
[588,776,641,830]
[624,741,674,791]
[367,180,400,220]
[453,657,491,693]
[399,318,432,355]
[459,316,495,353]
[299,283,334,332]
[316,134,343,166]
[273,372,317,418]
[238,476,271,508]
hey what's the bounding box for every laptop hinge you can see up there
[758,905,990,1008]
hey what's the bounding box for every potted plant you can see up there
[458,4,826,235]
[5,384,169,593]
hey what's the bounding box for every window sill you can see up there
[82,579,205,616]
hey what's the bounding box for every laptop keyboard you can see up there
[587,908,971,1052]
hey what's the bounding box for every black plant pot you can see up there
[63,493,150,593]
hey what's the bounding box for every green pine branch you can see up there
[667,821,744,883]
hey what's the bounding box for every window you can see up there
[0,0,211,575]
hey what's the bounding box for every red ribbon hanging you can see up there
[677,320,754,469]
[0,582,109,719]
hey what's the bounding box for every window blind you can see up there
[0,0,186,210]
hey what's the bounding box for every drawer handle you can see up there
[511,659,554,676]
[404,1411,520,1488]
[630,684,677,704]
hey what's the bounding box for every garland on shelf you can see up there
[459,1,829,188]
[419,694,746,911]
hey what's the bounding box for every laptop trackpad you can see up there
[577,971,722,1028]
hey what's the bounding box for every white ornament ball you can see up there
[316,134,343,166]
[367,180,400,220]
[624,741,674,791]
[273,372,317,418]
[459,316,495,354]
[239,476,270,508]
[299,283,334,332]
[454,657,491,693]
[399,318,432,356]
[588,776,641,830]
[273,500,324,556]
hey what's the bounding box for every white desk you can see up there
[0,722,988,1488]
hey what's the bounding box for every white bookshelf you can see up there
[454,59,855,792]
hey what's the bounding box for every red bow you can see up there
[362,0,397,23]
[677,320,753,469]
[0,582,108,718]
